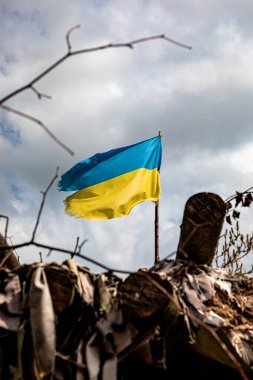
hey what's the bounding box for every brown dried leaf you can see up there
[242,193,253,207]
[235,192,243,207]
[226,215,232,225]
[232,210,240,220]
[225,201,232,210]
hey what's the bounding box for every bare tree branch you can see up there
[0,104,74,156]
[0,27,192,154]
[47,248,52,257]
[0,240,132,274]
[71,236,88,258]
[66,24,81,52]
[78,238,88,252]
[0,169,132,274]
[30,85,52,100]
[73,236,80,255]
[0,31,191,104]
[126,34,192,50]
[224,186,253,203]
[31,167,59,241]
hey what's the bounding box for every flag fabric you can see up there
[58,136,162,220]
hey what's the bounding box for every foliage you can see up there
[215,187,253,274]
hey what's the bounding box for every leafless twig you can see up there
[215,185,253,273]
[0,104,74,156]
[71,237,88,258]
[78,238,88,251]
[66,24,81,53]
[47,249,52,257]
[31,167,59,241]
[0,30,192,104]
[0,169,132,274]
[73,236,80,255]
[30,85,52,100]
[0,239,132,274]
[0,26,191,155]
[225,186,253,203]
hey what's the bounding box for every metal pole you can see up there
[154,130,162,264]
[154,200,160,264]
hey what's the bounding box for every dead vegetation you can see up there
[0,192,252,380]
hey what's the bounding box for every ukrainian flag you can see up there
[58,136,162,220]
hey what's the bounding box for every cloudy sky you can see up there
[1,0,253,274]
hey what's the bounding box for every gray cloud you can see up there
[1,0,253,273]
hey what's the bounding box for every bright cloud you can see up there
[1,1,253,274]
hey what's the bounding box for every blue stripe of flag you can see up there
[58,136,162,191]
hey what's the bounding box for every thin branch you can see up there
[74,236,80,254]
[154,250,177,264]
[0,104,74,156]
[0,240,132,274]
[70,33,192,56]
[0,32,191,105]
[71,236,88,258]
[0,28,191,154]
[0,54,68,104]
[71,236,79,259]
[66,24,81,52]
[224,186,253,203]
[129,34,192,50]
[33,241,131,274]
[78,238,88,252]
[31,167,59,241]
[47,249,52,257]
[0,169,132,274]
[30,85,52,100]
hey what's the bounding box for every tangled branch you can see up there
[215,186,253,273]
[0,169,132,275]
[216,221,253,273]
[0,26,192,155]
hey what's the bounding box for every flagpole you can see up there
[154,131,162,264]
[154,200,159,264]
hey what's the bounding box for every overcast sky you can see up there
[1,0,253,274]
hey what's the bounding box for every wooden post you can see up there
[176,192,226,265]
